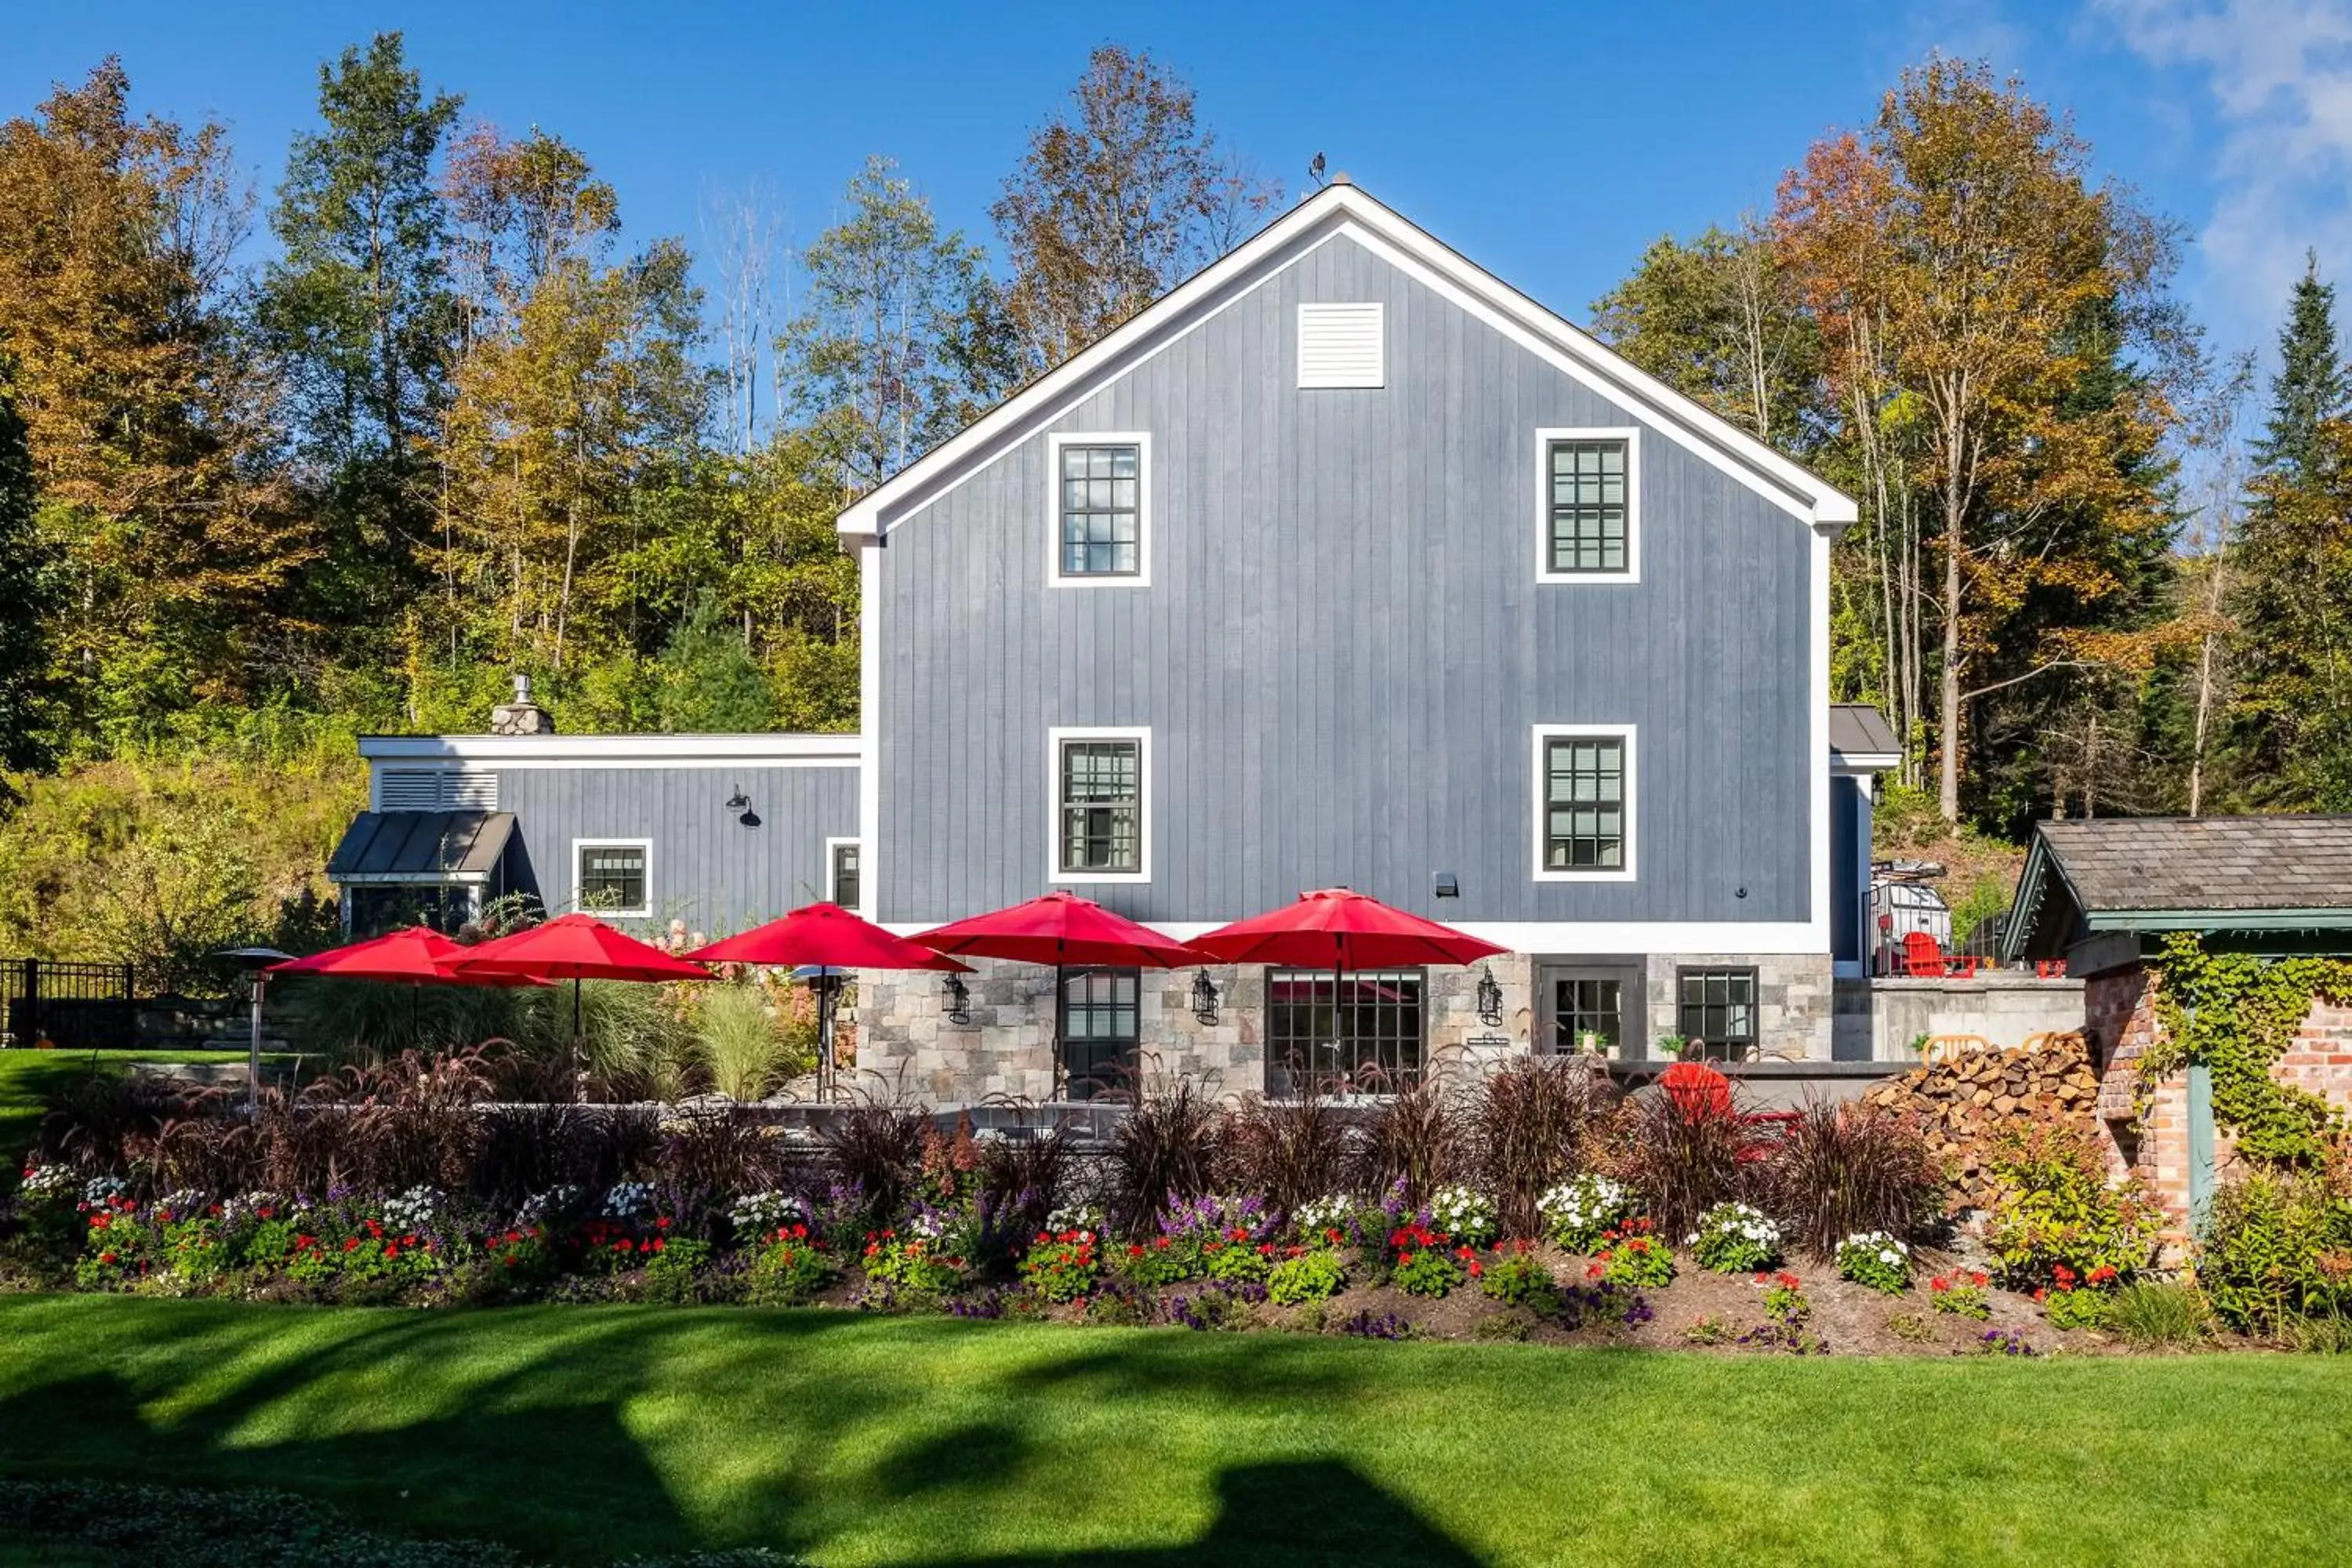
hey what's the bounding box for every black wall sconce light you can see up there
[725,789,760,827]
[1434,872,1461,899]
[942,973,971,1025]
[1475,964,1504,1025]
[1191,970,1220,1025]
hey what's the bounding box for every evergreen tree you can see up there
[257,33,460,626]
[0,380,51,773]
[2251,252,2347,483]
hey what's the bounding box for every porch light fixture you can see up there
[1434,872,1461,898]
[1191,970,1219,1025]
[725,790,749,811]
[1475,964,1504,1025]
[942,973,972,1025]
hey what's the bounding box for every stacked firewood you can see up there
[1859,1033,2101,1209]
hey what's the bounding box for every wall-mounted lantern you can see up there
[942,973,972,1025]
[1191,970,1220,1025]
[725,789,760,827]
[1434,872,1461,898]
[1475,964,1504,1026]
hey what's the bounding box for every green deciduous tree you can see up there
[0,380,51,774]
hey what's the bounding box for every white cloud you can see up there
[2095,0,2352,346]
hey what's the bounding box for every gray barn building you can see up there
[329,180,1897,1103]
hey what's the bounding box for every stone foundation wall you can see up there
[850,949,1831,1103]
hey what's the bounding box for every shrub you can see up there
[697,982,791,1100]
[484,1225,554,1282]
[1018,1227,1101,1303]
[1365,1081,1461,1207]
[1268,1248,1348,1305]
[1114,1233,1200,1287]
[1537,1174,1635,1253]
[1690,1202,1781,1273]
[640,1236,713,1305]
[1762,1101,1938,1260]
[1929,1269,1992,1319]
[1203,1232,1275,1284]
[747,1225,837,1305]
[2284,1312,2352,1353]
[2100,1280,2212,1349]
[1220,1094,1356,1214]
[1477,1240,1556,1309]
[1389,1224,1471,1297]
[2198,1168,2352,1333]
[861,1230,966,1301]
[1425,1185,1497,1248]
[1591,1218,1675,1288]
[1470,1057,1612,1236]
[1110,1080,1220,1232]
[977,1124,1076,1242]
[1609,1084,1745,1240]
[1982,1125,2161,1290]
[822,1103,930,1222]
[2042,1282,2107,1331]
[1834,1231,1912,1294]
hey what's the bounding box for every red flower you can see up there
[1153,1236,1171,1250]
[1127,1244,1145,1258]
[1585,1262,1606,1279]
[1468,1260,1483,1277]
[2032,1287,2047,1303]
[99,1250,117,1265]
[1776,1272,1801,1290]
[1929,1276,1950,1293]
[651,1237,666,1252]
[343,1237,361,1252]
[1969,1271,1989,1287]
[1754,1272,1768,1284]
[655,1218,672,1230]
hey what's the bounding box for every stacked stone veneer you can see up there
[847,949,1835,1105]
[2083,965,2352,1243]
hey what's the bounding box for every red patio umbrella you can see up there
[912,892,1198,1099]
[685,903,971,1098]
[1190,889,1508,1091]
[452,913,710,1043]
[269,926,546,987]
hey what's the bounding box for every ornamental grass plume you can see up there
[1761,1099,1938,1261]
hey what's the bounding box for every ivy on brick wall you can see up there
[2144,934,2351,1167]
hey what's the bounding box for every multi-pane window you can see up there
[1677,967,1759,1061]
[1547,437,1630,574]
[1058,442,1142,577]
[1058,738,1142,875]
[577,842,648,915]
[1550,973,1628,1056]
[1544,736,1628,872]
[1058,967,1140,1100]
[829,842,861,911]
[1266,968,1425,1096]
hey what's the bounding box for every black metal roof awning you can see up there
[327,811,514,883]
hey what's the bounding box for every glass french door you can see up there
[1537,963,1642,1059]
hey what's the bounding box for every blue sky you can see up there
[8,0,2348,370]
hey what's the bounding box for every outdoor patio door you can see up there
[1536,961,1642,1060]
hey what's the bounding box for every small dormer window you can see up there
[1298,303,1385,388]
[1048,433,1149,586]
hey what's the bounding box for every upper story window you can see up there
[1532,725,1635,881]
[1536,427,1640,583]
[575,839,650,917]
[828,839,861,913]
[1049,433,1149,586]
[1050,727,1149,881]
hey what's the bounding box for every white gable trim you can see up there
[836,183,1857,542]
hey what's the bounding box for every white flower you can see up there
[380,1185,444,1234]
[82,1174,126,1207]
[16,1164,76,1203]
[729,1190,808,1236]
[1294,1194,1358,1235]
[516,1185,582,1227]
[601,1181,656,1221]
[1045,1203,1104,1236]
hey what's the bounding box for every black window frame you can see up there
[575,841,648,916]
[1546,437,1631,575]
[1057,737,1142,876]
[1056,441,1143,579]
[829,842,861,911]
[1542,735,1628,872]
[1265,967,1427,1097]
[1675,967,1759,1061]
[1540,960,1642,1059]
[1056,965,1141,1101]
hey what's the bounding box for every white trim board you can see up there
[876,919,1831,956]
[837,183,1857,543]
[1530,724,1638,883]
[361,734,861,766]
[1046,725,1152,885]
[1045,431,1152,589]
[572,837,653,920]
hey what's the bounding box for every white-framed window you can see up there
[573,838,652,917]
[1047,726,1150,883]
[1297,302,1385,388]
[1047,431,1150,586]
[1531,724,1637,882]
[1535,426,1640,583]
[826,837,862,915]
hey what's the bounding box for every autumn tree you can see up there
[1777,58,2184,822]
[258,33,461,634]
[442,123,619,350]
[992,45,1277,369]
[0,60,310,726]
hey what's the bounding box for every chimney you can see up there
[489,673,555,736]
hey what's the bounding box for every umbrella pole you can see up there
[572,978,584,1105]
[817,976,836,1103]
[248,972,264,1120]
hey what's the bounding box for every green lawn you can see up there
[0,1296,2345,1566]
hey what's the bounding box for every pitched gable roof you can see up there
[837,180,1858,543]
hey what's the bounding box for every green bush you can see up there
[1114,1234,1201,1287]
[1983,1125,2161,1289]
[2100,1281,2213,1349]
[1595,1219,1675,1288]
[2198,1170,2352,1333]
[640,1238,713,1305]
[1476,1243,1557,1310]
[747,1230,838,1305]
[1690,1202,1781,1273]
[1204,1237,1273,1285]
[1834,1231,1912,1294]
[1268,1248,1348,1305]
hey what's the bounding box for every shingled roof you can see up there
[2002,815,2352,964]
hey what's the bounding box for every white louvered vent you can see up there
[1297,302,1385,389]
[446,771,499,810]
[376,769,443,811]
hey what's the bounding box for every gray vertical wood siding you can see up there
[873,232,1813,929]
[489,764,858,934]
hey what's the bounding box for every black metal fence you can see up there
[2,958,140,1051]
